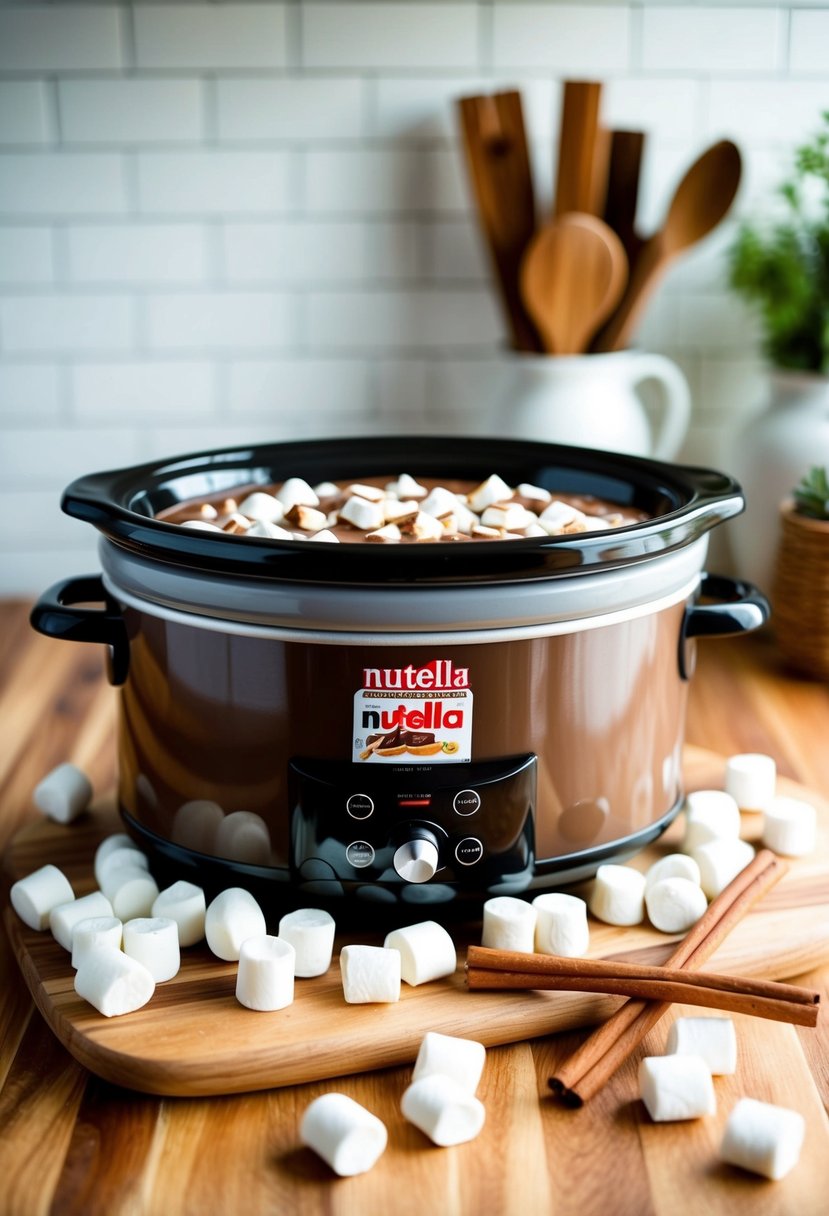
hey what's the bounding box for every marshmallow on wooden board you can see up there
[93,833,144,886]
[532,892,590,957]
[412,1032,486,1096]
[300,1093,388,1177]
[401,1074,486,1147]
[275,478,319,511]
[340,944,401,1004]
[237,491,284,523]
[171,799,225,854]
[277,908,336,977]
[214,811,272,866]
[682,790,741,852]
[639,1054,716,1122]
[205,887,267,962]
[11,864,74,931]
[123,917,181,983]
[71,916,122,970]
[74,947,155,1018]
[33,762,92,824]
[236,935,295,1011]
[589,865,646,926]
[720,1097,805,1180]
[645,877,708,934]
[152,880,206,948]
[50,890,114,952]
[666,1016,737,1075]
[762,796,817,857]
[481,896,537,952]
[97,846,150,886]
[383,920,457,986]
[645,853,701,891]
[100,867,160,921]
[691,838,755,900]
[725,753,777,812]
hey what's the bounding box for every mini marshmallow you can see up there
[383,920,457,986]
[205,887,266,961]
[345,482,384,502]
[517,482,552,504]
[181,519,222,531]
[467,474,513,513]
[277,908,336,977]
[762,796,817,857]
[481,503,535,531]
[214,811,271,865]
[538,500,587,534]
[666,1016,737,1075]
[725,753,776,812]
[285,504,328,533]
[366,523,402,543]
[720,1097,805,1180]
[245,519,293,540]
[412,1032,486,1096]
[313,481,339,499]
[96,846,150,886]
[33,762,92,824]
[308,529,339,543]
[222,512,251,534]
[71,916,122,969]
[481,896,537,952]
[11,864,74,931]
[123,917,180,982]
[692,838,755,899]
[420,487,460,518]
[384,499,419,525]
[50,890,114,952]
[300,1093,388,1177]
[152,880,206,948]
[408,511,443,541]
[93,833,143,886]
[75,946,155,1017]
[275,477,319,511]
[237,491,284,523]
[523,522,548,538]
[471,524,502,539]
[340,944,400,1004]
[453,500,478,534]
[401,1074,486,1146]
[645,877,708,934]
[532,892,590,957]
[339,495,385,532]
[101,867,159,921]
[389,473,427,500]
[645,853,701,891]
[236,934,295,1011]
[171,799,225,854]
[638,1054,716,1122]
[589,865,646,926]
[683,789,741,852]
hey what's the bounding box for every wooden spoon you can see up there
[553,81,604,217]
[594,139,742,353]
[520,213,628,355]
[602,129,646,265]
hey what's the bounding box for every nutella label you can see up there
[353,659,473,763]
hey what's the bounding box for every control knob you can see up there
[393,833,439,884]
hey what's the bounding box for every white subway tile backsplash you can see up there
[790,10,829,74]
[0,154,127,216]
[222,220,417,283]
[641,6,782,74]
[0,227,54,284]
[66,224,211,285]
[372,78,557,143]
[493,5,630,72]
[0,548,100,597]
[136,151,294,215]
[303,4,479,70]
[0,82,52,145]
[0,364,60,418]
[373,359,430,426]
[59,80,204,145]
[146,292,295,351]
[225,358,370,415]
[72,361,216,420]
[306,148,467,214]
[423,218,487,282]
[306,288,501,350]
[0,6,123,72]
[707,81,829,146]
[603,78,701,146]
[678,292,761,350]
[0,295,134,354]
[0,490,90,550]
[0,427,146,490]
[134,4,288,70]
[430,358,507,435]
[217,79,365,142]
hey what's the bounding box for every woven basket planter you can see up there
[771,499,829,679]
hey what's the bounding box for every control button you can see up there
[455,837,484,866]
[453,789,481,816]
[393,837,439,884]
[347,793,374,820]
[346,840,375,869]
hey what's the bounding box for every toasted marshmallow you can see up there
[453,500,479,534]
[339,496,385,532]
[384,499,419,525]
[517,482,552,505]
[237,492,284,523]
[285,504,329,533]
[481,502,535,531]
[523,522,548,537]
[467,474,513,513]
[275,477,319,511]
[388,473,426,499]
[539,500,589,535]
[245,519,294,540]
[408,511,444,541]
[222,513,251,534]
[471,524,501,539]
[420,487,460,518]
[366,524,402,543]
[346,483,384,502]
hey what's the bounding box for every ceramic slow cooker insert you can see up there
[32,436,768,916]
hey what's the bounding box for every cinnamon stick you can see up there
[548,848,786,1106]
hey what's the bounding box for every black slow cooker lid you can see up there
[62,436,743,587]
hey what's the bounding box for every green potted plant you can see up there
[771,467,829,680]
[724,114,829,594]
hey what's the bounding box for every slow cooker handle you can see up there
[30,574,129,686]
[679,573,770,680]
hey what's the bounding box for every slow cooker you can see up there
[31,436,769,920]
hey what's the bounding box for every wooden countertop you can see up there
[0,599,827,1214]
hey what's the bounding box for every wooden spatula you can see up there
[602,129,646,265]
[520,213,628,355]
[553,81,605,217]
[457,91,540,352]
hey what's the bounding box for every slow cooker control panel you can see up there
[288,754,536,895]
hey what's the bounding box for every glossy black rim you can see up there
[62,435,744,588]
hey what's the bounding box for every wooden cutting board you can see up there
[3,747,828,1097]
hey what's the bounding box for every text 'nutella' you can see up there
[353,659,473,763]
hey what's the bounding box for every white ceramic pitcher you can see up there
[493,350,691,459]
